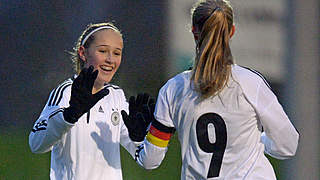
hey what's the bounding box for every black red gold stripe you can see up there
[149,125,172,140]
[146,120,175,148]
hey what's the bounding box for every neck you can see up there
[92,81,104,94]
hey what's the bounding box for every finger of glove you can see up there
[141,104,152,125]
[136,112,148,130]
[80,67,89,86]
[92,88,109,103]
[70,69,87,107]
[142,93,150,105]
[72,67,87,91]
[136,112,146,124]
[135,93,144,108]
[121,110,132,128]
[87,65,94,74]
[87,69,98,91]
[92,69,99,81]
[75,69,87,92]
[148,98,156,117]
[87,65,97,82]
[79,67,88,80]
[128,96,136,113]
[84,66,95,91]
[148,97,155,106]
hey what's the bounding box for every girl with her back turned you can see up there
[124,1,299,179]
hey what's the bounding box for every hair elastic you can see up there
[81,26,118,46]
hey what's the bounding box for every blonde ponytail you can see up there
[191,1,233,98]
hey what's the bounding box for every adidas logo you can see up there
[98,106,104,113]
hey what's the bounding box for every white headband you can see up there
[81,26,118,46]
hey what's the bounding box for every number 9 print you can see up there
[196,113,227,178]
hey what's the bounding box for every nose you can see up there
[105,52,112,63]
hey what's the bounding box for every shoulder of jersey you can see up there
[166,70,192,87]
[159,70,192,98]
[103,84,125,99]
[47,78,73,107]
[232,65,271,89]
[103,84,123,94]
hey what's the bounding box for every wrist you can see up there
[63,107,80,124]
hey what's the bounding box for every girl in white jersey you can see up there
[123,1,299,179]
[29,22,147,180]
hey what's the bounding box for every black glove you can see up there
[63,66,109,123]
[121,93,155,142]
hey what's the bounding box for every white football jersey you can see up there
[137,65,299,180]
[29,77,137,180]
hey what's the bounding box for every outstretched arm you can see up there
[29,66,109,153]
[63,66,109,124]
[121,93,154,142]
[121,90,176,169]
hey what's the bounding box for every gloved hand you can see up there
[63,66,109,123]
[121,93,155,142]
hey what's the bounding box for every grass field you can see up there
[0,129,282,179]
[0,129,50,180]
[0,129,181,180]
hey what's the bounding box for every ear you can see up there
[230,24,236,38]
[78,46,86,62]
[192,26,199,42]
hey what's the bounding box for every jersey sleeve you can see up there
[153,82,175,127]
[135,120,176,169]
[237,69,299,159]
[29,80,74,153]
[255,80,299,159]
[134,82,176,169]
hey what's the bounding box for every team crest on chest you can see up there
[111,108,120,126]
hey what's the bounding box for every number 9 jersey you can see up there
[136,65,299,180]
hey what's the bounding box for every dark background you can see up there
[0,0,319,179]
[0,1,169,129]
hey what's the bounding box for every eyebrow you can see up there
[96,45,122,51]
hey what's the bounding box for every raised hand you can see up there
[63,66,109,123]
[121,93,155,142]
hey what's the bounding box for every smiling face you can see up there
[79,29,123,89]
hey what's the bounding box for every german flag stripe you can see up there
[149,125,172,140]
[151,120,176,134]
[146,132,169,148]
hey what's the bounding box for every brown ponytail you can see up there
[191,0,234,98]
